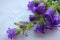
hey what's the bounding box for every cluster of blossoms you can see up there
[7,0,60,39]
[28,0,60,33]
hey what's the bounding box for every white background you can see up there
[0,0,60,40]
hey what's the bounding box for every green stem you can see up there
[23,29,25,35]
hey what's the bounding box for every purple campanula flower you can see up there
[44,8,54,16]
[27,0,60,34]
[7,28,16,39]
[28,1,34,10]
[34,23,45,33]
[36,3,45,14]
[28,1,36,13]
[28,1,40,13]
[53,14,60,25]
[45,22,56,30]
[45,14,60,30]
[44,8,54,22]
[29,15,36,22]
[46,25,56,30]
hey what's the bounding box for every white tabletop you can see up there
[0,0,60,40]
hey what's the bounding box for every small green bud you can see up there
[16,29,22,34]
[14,22,25,26]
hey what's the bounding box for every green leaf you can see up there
[58,2,60,9]
[41,0,48,3]
[46,2,52,9]
[48,0,52,2]
[26,22,34,30]
[35,13,40,20]
[35,13,44,20]
[40,18,45,24]
[34,0,38,4]
[50,4,59,13]
[55,10,59,14]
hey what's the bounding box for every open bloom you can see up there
[7,28,16,39]
[36,3,45,14]
[28,1,36,13]
[53,14,60,25]
[45,22,56,30]
[34,23,45,33]
[45,14,60,30]
[44,8,54,22]
[44,8,54,16]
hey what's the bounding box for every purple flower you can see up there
[44,8,54,22]
[28,1,36,13]
[44,8,54,17]
[46,25,56,30]
[45,22,56,30]
[34,23,45,33]
[7,28,16,39]
[36,3,45,14]
[29,15,36,22]
[27,0,60,33]
[53,14,60,25]
[45,14,60,30]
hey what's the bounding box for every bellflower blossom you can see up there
[36,3,45,14]
[7,28,16,39]
[53,14,60,25]
[28,1,36,13]
[27,0,60,33]
[44,8,54,22]
[34,23,45,33]
[7,28,21,39]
